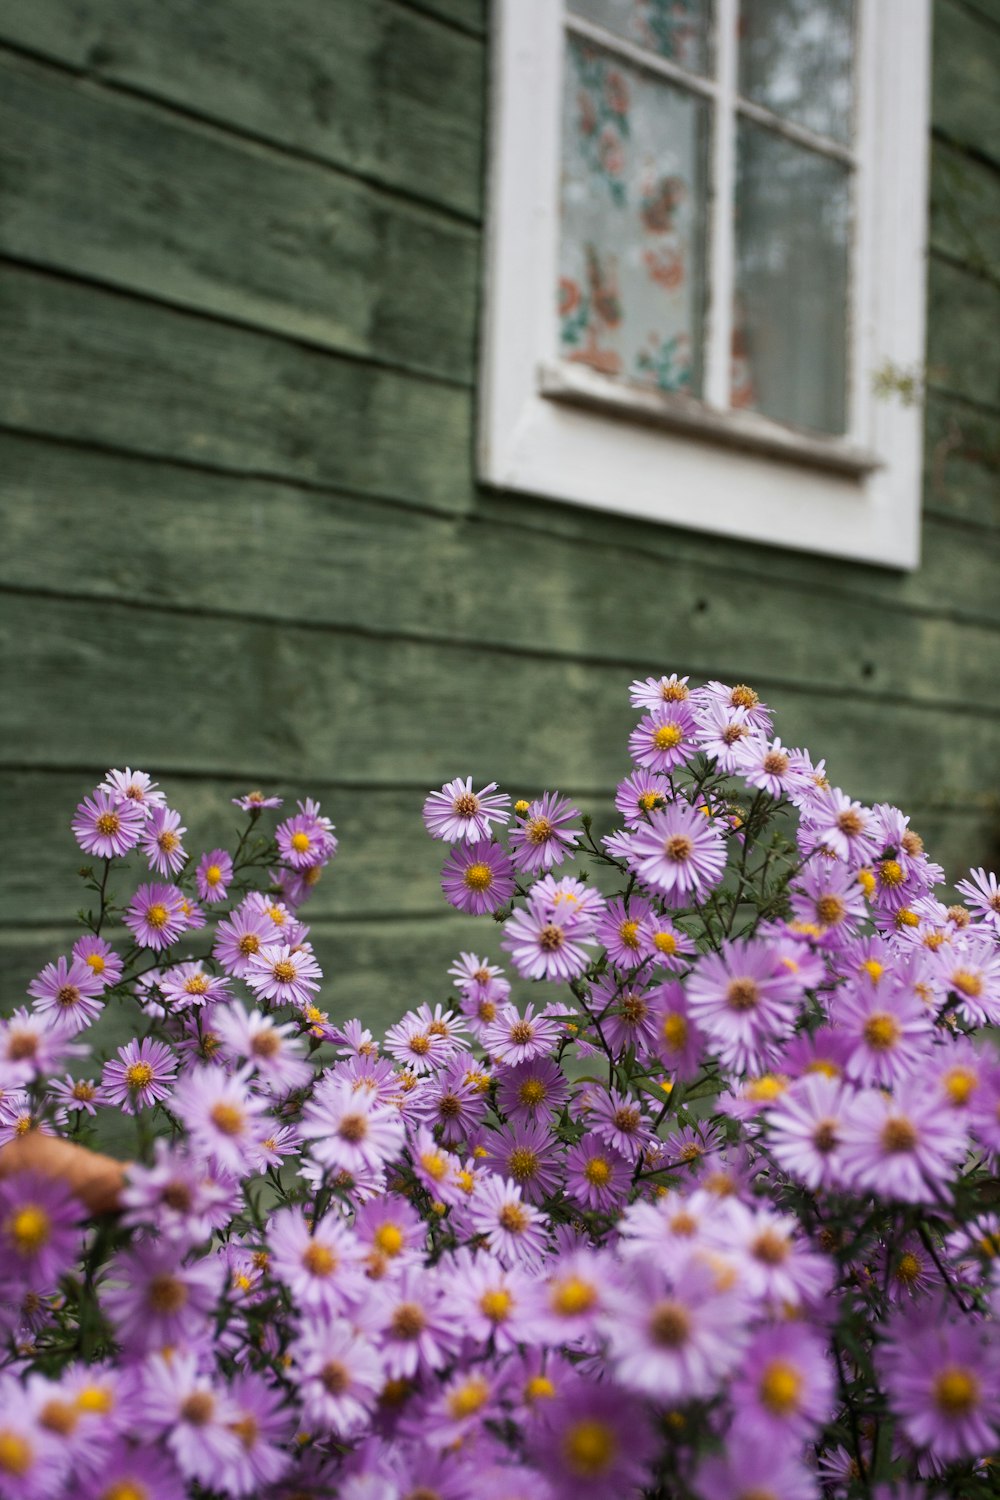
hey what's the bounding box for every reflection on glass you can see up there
[738,0,854,144]
[568,0,712,75]
[559,37,709,396]
[733,121,850,433]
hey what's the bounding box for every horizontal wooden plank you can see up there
[398,0,487,34]
[4,432,1000,698]
[2,593,999,813]
[926,254,1000,412]
[933,0,1000,166]
[0,2,484,220]
[929,136,1000,279]
[924,394,1000,528]
[0,52,479,381]
[0,914,507,1037]
[4,769,995,932]
[0,266,472,513]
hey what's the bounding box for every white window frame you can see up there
[479,0,932,569]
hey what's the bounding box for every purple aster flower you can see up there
[123,881,187,950]
[501,901,595,982]
[172,1065,271,1175]
[800,785,880,863]
[735,734,813,801]
[832,974,934,1088]
[275,810,335,870]
[508,791,582,874]
[695,1438,819,1500]
[78,1439,186,1500]
[696,678,773,731]
[384,1010,451,1074]
[444,1249,538,1351]
[71,787,145,859]
[214,1004,313,1093]
[196,848,234,904]
[686,938,803,1075]
[495,1057,569,1124]
[723,1202,833,1308]
[27,955,104,1035]
[483,1117,562,1203]
[158,961,232,1011]
[0,1374,69,1500]
[289,1316,385,1437]
[101,1038,178,1114]
[213,901,274,978]
[222,1371,291,1496]
[791,856,869,936]
[354,1194,424,1273]
[629,672,691,709]
[628,702,698,773]
[440,838,516,915]
[527,1246,613,1347]
[100,766,166,815]
[408,1126,467,1207]
[627,801,727,902]
[840,1077,968,1204]
[693,697,758,772]
[101,1242,226,1353]
[764,1073,851,1190]
[878,1304,1000,1462]
[590,976,660,1056]
[646,913,694,970]
[565,1133,630,1213]
[581,1086,652,1161]
[614,768,668,826]
[363,1264,460,1379]
[71,934,123,989]
[602,1251,748,1401]
[0,1008,79,1089]
[531,872,606,928]
[648,981,705,1080]
[529,1377,656,1500]
[955,865,1000,932]
[268,1205,364,1315]
[245,941,322,1008]
[299,1073,405,1175]
[484,1004,564,1065]
[421,1055,490,1144]
[937,934,1000,1025]
[594,896,653,969]
[121,1140,237,1243]
[0,1172,83,1291]
[137,1352,242,1489]
[232,788,283,811]
[417,1364,502,1449]
[729,1321,835,1442]
[141,805,187,876]
[617,1186,733,1268]
[423,776,511,842]
[47,1073,101,1118]
[469,1174,548,1266]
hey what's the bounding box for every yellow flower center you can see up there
[583,1156,611,1187]
[525,1375,555,1402]
[272,959,297,983]
[205,864,222,886]
[526,816,554,845]
[760,1360,802,1415]
[508,1146,539,1181]
[238,933,261,956]
[933,1366,980,1416]
[95,812,121,836]
[210,1102,245,1136]
[563,1419,617,1477]
[145,903,169,929]
[662,1012,687,1050]
[447,1376,490,1418]
[125,1061,154,1089]
[291,832,311,853]
[731,684,758,709]
[301,1243,337,1278]
[895,1252,921,1285]
[480,1288,513,1323]
[373,1223,404,1257]
[653,724,683,751]
[158,831,179,853]
[951,969,983,999]
[184,974,209,995]
[56,984,81,1008]
[863,1012,900,1050]
[498,1203,529,1234]
[8,1205,50,1255]
[746,1074,787,1102]
[942,1066,977,1105]
[76,1385,114,1415]
[618,919,641,949]
[879,859,905,888]
[816,895,846,926]
[551,1276,597,1316]
[518,1078,547,1107]
[420,1150,448,1181]
[463,862,493,892]
[664,834,693,862]
[85,953,106,974]
[0,1432,33,1477]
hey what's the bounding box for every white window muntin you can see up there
[479,0,931,569]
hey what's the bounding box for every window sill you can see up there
[539,361,883,479]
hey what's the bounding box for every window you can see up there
[480,0,931,568]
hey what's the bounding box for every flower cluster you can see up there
[1,681,999,1500]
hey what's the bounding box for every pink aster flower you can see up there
[121,1140,237,1243]
[529,1378,656,1500]
[650,980,705,1080]
[267,1205,364,1315]
[101,1038,178,1114]
[140,805,187,876]
[693,698,758,772]
[565,1132,630,1213]
[47,1074,101,1118]
[629,672,691,709]
[440,838,516,915]
[213,901,274,978]
[627,801,727,902]
[628,702,698,773]
[839,1078,969,1204]
[721,1202,833,1308]
[0,1172,83,1291]
[422,1055,490,1144]
[729,1321,835,1443]
[71,787,145,858]
[800,784,880,863]
[483,1117,562,1203]
[735,734,813,801]
[878,1305,1000,1462]
[27,955,104,1035]
[232,788,283,811]
[215,1004,314,1093]
[955,865,1000,932]
[590,975,660,1056]
[137,1351,242,1489]
[423,776,511,842]
[614,768,668,826]
[484,1003,564,1064]
[362,1265,460,1378]
[0,1374,69,1500]
[158,961,232,1011]
[469,1174,548,1266]
[299,1073,405,1175]
[171,1065,272,1175]
[602,1251,748,1401]
[245,941,322,1008]
[696,678,773,731]
[384,1010,451,1075]
[222,1372,291,1496]
[646,913,694,970]
[124,882,187,950]
[0,1008,79,1088]
[495,1057,569,1124]
[764,1073,851,1190]
[594,896,653,969]
[100,767,166,815]
[832,974,934,1088]
[196,848,234,903]
[686,938,803,1075]
[508,791,582,874]
[71,934,123,989]
[444,1249,538,1351]
[581,1086,652,1161]
[695,1439,818,1500]
[78,1440,185,1500]
[101,1242,226,1353]
[791,856,869,936]
[275,810,335,870]
[937,934,1000,1025]
[289,1316,385,1437]
[501,901,595,982]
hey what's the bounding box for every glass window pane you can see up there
[738,0,855,145]
[733,121,850,434]
[559,37,709,396]
[567,0,712,75]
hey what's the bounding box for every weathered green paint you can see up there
[0,0,485,219]
[0,51,479,381]
[0,0,998,1023]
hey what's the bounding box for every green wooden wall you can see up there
[1,0,998,1028]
